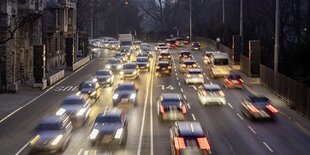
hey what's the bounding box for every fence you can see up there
[260,65,310,119]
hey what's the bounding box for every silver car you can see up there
[29,115,73,153]
[120,63,139,80]
[105,58,123,71]
[184,68,204,85]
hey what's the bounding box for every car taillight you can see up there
[159,56,162,58]
[199,74,203,78]
[168,55,171,58]
[197,137,211,150]
[247,104,259,113]
[168,66,172,69]
[182,64,186,68]
[187,74,191,78]
[193,64,197,67]
[266,104,278,113]
[181,105,187,113]
[156,66,160,69]
[174,137,186,150]
[160,104,165,113]
[219,90,225,96]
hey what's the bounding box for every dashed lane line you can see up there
[248,126,257,134]
[191,114,196,121]
[262,142,274,152]
[236,113,244,120]
[227,103,234,109]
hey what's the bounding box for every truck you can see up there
[209,52,230,78]
[118,34,133,47]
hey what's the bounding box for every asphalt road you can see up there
[0,46,309,155]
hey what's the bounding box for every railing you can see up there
[260,65,310,119]
[72,55,90,71]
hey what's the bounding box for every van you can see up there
[209,52,230,78]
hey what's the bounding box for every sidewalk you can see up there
[235,69,310,136]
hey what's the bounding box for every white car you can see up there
[184,68,204,85]
[197,84,226,105]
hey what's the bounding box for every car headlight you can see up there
[51,135,63,146]
[132,71,137,74]
[114,128,123,139]
[130,93,136,99]
[90,91,96,96]
[92,78,98,83]
[89,129,99,140]
[106,78,111,82]
[30,135,40,145]
[106,65,111,69]
[56,108,66,116]
[120,71,124,75]
[76,108,87,116]
[117,65,122,69]
[146,63,149,67]
[113,94,119,100]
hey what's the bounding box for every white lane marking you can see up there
[77,149,83,155]
[191,114,196,120]
[180,88,184,93]
[178,82,181,86]
[173,63,176,66]
[248,126,257,134]
[206,77,209,80]
[187,103,191,109]
[15,143,28,155]
[188,85,197,90]
[236,113,244,120]
[183,95,187,100]
[227,103,233,109]
[175,73,178,76]
[149,59,155,155]
[176,77,179,81]
[137,58,152,155]
[210,82,213,84]
[203,72,206,76]
[4,57,95,125]
[174,69,177,72]
[263,142,274,152]
[83,150,89,155]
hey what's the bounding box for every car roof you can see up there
[158,61,170,64]
[100,108,123,117]
[159,51,170,54]
[158,43,165,45]
[97,69,110,72]
[40,115,64,124]
[203,84,221,90]
[177,121,204,137]
[247,95,269,101]
[188,68,202,72]
[182,59,196,63]
[123,62,137,66]
[180,50,190,54]
[81,80,94,85]
[118,82,135,86]
[162,93,183,100]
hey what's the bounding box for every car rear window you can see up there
[36,123,61,131]
[117,85,135,90]
[189,70,202,74]
[227,74,241,79]
[96,116,121,123]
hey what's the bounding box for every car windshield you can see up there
[108,59,121,64]
[227,74,241,80]
[117,84,135,91]
[80,82,95,89]
[181,52,190,55]
[158,63,169,67]
[115,53,125,57]
[214,59,228,65]
[120,41,132,46]
[62,99,83,106]
[137,58,148,62]
[123,64,136,69]
[96,116,121,123]
[189,70,202,74]
[159,47,168,49]
[160,53,170,56]
[36,122,61,131]
[162,98,182,106]
[184,61,195,65]
[96,71,110,76]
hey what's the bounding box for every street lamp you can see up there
[274,0,279,72]
[189,0,192,43]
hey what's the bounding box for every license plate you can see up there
[232,80,239,84]
[162,68,166,70]
[121,99,129,103]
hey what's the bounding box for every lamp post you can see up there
[274,0,279,72]
[189,0,192,43]
[240,0,243,54]
[222,0,225,24]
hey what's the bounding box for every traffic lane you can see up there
[151,55,196,155]
[191,49,310,154]
[0,49,112,155]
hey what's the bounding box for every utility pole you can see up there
[274,0,279,72]
[189,0,192,43]
[222,0,225,24]
[240,0,243,54]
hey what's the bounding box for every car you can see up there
[184,69,204,85]
[179,59,198,73]
[165,39,177,48]
[89,108,128,146]
[139,48,153,58]
[241,95,278,120]
[202,51,214,65]
[192,42,201,50]
[95,69,114,87]
[158,45,169,53]
[114,52,129,63]
[173,37,185,47]
[158,51,172,61]
[223,74,244,89]
[120,46,132,57]
[197,84,226,105]
[108,41,120,50]
[157,93,187,121]
[133,40,143,51]
[137,52,150,58]
[155,43,166,51]
[156,61,172,76]
[141,43,151,49]
[105,58,123,71]
[101,41,109,48]
[120,62,139,80]
[78,80,101,100]
[136,56,150,71]
[179,50,193,60]
[56,94,92,124]
[169,121,211,155]
[29,115,73,153]
[112,82,138,106]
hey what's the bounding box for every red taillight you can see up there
[266,104,278,113]
[181,105,187,113]
[219,91,225,97]
[174,137,186,150]
[168,66,172,69]
[247,104,259,113]
[168,55,171,58]
[160,104,165,113]
[197,137,211,150]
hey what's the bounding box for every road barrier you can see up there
[72,55,90,71]
[48,70,65,86]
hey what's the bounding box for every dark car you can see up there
[179,59,198,73]
[157,93,187,121]
[158,51,172,61]
[105,58,123,71]
[120,62,139,80]
[29,115,73,153]
[156,61,172,76]
[179,51,193,60]
[192,42,201,50]
[112,82,138,106]
[89,108,127,146]
[169,121,211,155]
[241,95,278,120]
[95,69,114,87]
[136,56,150,71]
[78,80,100,100]
[223,74,244,89]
